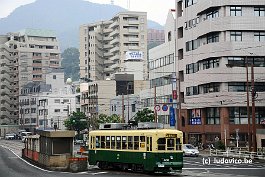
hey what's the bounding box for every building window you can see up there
[254,32,265,41]
[254,7,265,16]
[229,107,248,124]
[230,31,242,41]
[228,82,265,92]
[132,104,136,112]
[54,109,60,112]
[53,75,56,79]
[207,33,219,43]
[206,108,220,124]
[185,0,197,8]
[206,10,219,19]
[168,31,172,42]
[202,83,220,93]
[230,6,242,16]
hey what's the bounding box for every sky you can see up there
[0,0,175,25]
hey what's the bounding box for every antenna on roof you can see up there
[127,0,130,10]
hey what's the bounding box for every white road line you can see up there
[0,145,53,173]
[183,168,264,170]
[91,172,108,175]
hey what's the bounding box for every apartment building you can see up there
[0,28,61,125]
[19,70,80,131]
[79,11,148,81]
[0,35,17,125]
[147,28,165,45]
[174,0,265,146]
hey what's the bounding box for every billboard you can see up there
[190,109,201,125]
[125,51,143,60]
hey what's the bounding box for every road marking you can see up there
[0,145,53,173]
[8,156,19,159]
[91,172,108,175]
[183,168,264,170]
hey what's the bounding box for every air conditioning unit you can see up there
[209,88,214,92]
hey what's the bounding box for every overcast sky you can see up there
[0,0,175,25]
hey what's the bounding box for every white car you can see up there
[5,133,16,140]
[183,144,199,157]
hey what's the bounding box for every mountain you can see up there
[0,0,162,50]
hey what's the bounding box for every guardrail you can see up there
[209,148,265,160]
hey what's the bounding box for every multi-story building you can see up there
[147,29,165,45]
[141,10,176,127]
[0,35,17,125]
[19,70,80,131]
[0,28,61,125]
[79,11,148,81]
[174,0,265,146]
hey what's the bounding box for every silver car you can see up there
[5,133,16,140]
[183,144,199,157]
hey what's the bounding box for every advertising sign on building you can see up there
[190,109,201,125]
[125,51,143,60]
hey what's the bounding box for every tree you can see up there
[94,114,121,129]
[61,47,80,81]
[64,111,87,136]
[134,108,155,123]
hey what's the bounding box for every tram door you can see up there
[145,137,152,170]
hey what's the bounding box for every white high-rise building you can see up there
[79,11,148,81]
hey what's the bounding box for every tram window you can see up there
[128,136,133,149]
[106,136,110,149]
[134,136,139,150]
[167,138,175,150]
[101,136,105,148]
[176,138,181,150]
[140,136,145,142]
[122,136,127,149]
[116,136,121,149]
[111,136,115,149]
[158,138,166,150]
[96,136,100,148]
[150,137,152,151]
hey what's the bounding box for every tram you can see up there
[88,125,183,173]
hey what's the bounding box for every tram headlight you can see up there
[170,156,173,160]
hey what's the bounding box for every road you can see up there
[0,139,265,177]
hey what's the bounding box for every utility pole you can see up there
[154,86,157,123]
[251,64,257,152]
[246,63,251,151]
[122,94,124,123]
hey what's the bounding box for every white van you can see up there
[21,132,32,142]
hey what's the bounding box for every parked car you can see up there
[74,139,84,145]
[5,133,16,140]
[183,144,199,157]
[21,132,32,142]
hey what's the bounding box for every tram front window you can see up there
[158,138,166,150]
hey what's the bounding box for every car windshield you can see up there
[185,144,195,149]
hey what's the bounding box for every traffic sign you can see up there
[162,104,168,111]
[154,105,160,111]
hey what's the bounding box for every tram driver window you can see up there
[167,139,175,150]
[158,138,166,150]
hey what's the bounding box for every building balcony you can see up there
[110,37,120,45]
[104,44,113,49]
[32,63,42,67]
[103,28,112,33]
[109,20,119,28]
[109,46,119,53]
[128,20,140,25]
[109,29,119,37]
[104,67,114,72]
[104,52,113,57]
[109,54,120,61]
[110,63,119,69]
[104,59,114,65]
[32,56,42,59]
[103,36,112,41]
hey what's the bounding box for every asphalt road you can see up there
[0,139,265,177]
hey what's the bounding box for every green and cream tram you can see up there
[88,128,183,173]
